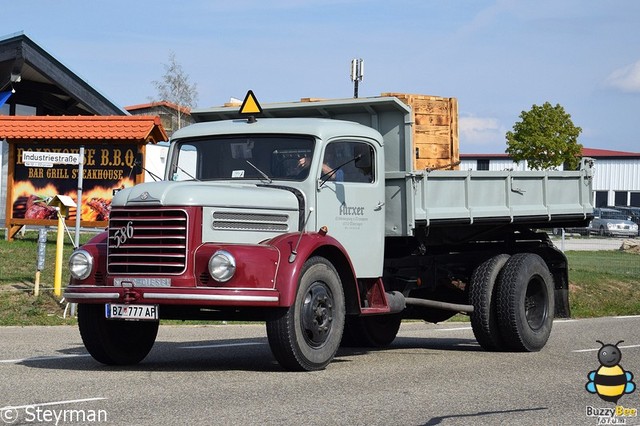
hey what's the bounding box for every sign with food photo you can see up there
[10,143,141,226]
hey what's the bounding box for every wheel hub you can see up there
[301,282,334,347]
[525,276,547,330]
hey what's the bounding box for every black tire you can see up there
[469,254,510,351]
[78,303,159,365]
[496,253,554,352]
[342,314,402,347]
[599,226,606,236]
[266,257,345,371]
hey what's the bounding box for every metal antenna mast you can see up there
[350,58,364,98]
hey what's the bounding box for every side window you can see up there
[174,143,199,181]
[323,141,374,183]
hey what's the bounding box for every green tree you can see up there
[152,51,199,130]
[505,102,582,170]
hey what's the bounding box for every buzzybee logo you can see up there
[584,340,637,425]
[586,341,635,403]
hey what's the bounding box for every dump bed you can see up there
[192,96,594,237]
[384,162,593,236]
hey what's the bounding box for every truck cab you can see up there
[166,117,386,278]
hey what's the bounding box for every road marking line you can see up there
[179,342,264,350]
[1,397,106,411]
[573,344,640,353]
[0,354,91,364]
[435,326,472,332]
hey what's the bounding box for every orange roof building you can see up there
[0,116,168,142]
[2,116,168,239]
[125,101,193,137]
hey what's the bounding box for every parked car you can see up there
[615,206,640,227]
[588,207,639,237]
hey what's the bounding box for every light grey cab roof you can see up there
[191,95,410,123]
[170,117,384,146]
[183,95,414,146]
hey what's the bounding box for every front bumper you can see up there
[64,285,280,307]
[608,230,639,237]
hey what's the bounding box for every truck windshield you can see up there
[171,135,315,181]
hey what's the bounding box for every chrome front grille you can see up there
[107,208,188,274]
[211,211,289,232]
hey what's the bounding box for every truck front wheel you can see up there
[266,257,345,371]
[496,253,554,352]
[78,303,159,365]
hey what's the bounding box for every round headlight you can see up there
[208,250,236,282]
[69,249,93,280]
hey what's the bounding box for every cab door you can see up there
[315,139,385,278]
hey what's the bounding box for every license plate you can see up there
[105,304,158,320]
[113,277,171,287]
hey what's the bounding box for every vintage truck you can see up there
[64,94,594,371]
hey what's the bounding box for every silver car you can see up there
[615,206,640,227]
[589,207,639,237]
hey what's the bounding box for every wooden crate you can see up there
[382,92,459,171]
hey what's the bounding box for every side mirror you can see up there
[353,145,371,169]
[132,152,143,175]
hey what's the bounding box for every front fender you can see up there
[266,230,357,307]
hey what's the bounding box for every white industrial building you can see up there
[460,148,640,207]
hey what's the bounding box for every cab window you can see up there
[322,141,374,183]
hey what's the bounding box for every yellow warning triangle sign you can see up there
[239,90,263,115]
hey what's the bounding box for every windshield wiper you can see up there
[176,165,199,181]
[130,160,163,181]
[246,160,272,184]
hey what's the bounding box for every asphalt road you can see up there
[1,317,640,426]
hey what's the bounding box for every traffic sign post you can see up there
[21,150,82,296]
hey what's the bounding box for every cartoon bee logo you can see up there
[586,340,636,403]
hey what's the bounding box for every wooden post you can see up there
[34,271,41,297]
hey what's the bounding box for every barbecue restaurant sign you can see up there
[10,144,141,226]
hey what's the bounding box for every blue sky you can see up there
[7,0,640,153]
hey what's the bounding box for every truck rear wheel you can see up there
[496,253,554,352]
[266,257,345,371]
[469,254,510,351]
[78,303,159,365]
[342,314,402,347]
